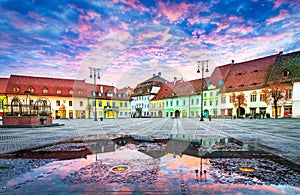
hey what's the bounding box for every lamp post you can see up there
[89,67,101,121]
[197,60,209,121]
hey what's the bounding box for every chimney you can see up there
[158,72,161,77]
[231,60,234,65]
[277,51,283,61]
[174,77,177,84]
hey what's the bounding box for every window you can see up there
[210,92,213,97]
[43,88,48,94]
[166,101,169,107]
[221,96,226,104]
[204,101,207,106]
[112,102,116,107]
[98,101,102,107]
[183,100,186,106]
[170,100,173,106]
[216,100,218,106]
[69,101,72,106]
[229,96,233,103]
[282,69,290,78]
[176,100,179,106]
[250,94,257,102]
[209,100,213,106]
[196,99,199,105]
[78,90,82,95]
[30,100,33,105]
[69,89,73,95]
[56,100,60,106]
[286,90,292,99]
[79,101,83,107]
[204,93,207,97]
[125,102,128,107]
[13,86,20,92]
[28,87,34,93]
[57,89,61,94]
[107,102,110,106]
[260,94,266,102]
[120,102,123,107]
[191,99,194,105]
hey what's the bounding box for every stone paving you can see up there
[0,118,299,167]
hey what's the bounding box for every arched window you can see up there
[57,88,62,94]
[69,89,73,95]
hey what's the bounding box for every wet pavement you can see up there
[0,118,300,194]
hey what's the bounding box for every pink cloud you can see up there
[157,1,193,23]
[112,0,148,11]
[211,21,230,33]
[228,25,254,35]
[227,15,244,23]
[273,0,286,9]
[266,10,289,25]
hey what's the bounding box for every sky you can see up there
[0,0,299,88]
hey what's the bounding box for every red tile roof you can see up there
[152,78,208,100]
[6,75,85,97]
[220,54,277,92]
[0,78,9,93]
[4,75,131,100]
[208,64,231,88]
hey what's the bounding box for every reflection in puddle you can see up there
[0,134,299,194]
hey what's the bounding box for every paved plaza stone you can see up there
[0,118,299,194]
[1,118,299,166]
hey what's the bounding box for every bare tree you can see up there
[231,92,247,117]
[261,83,289,118]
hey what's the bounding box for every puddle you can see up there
[0,134,299,194]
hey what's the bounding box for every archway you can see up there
[10,97,22,116]
[175,110,180,118]
[237,107,245,118]
[158,110,162,118]
[204,109,209,117]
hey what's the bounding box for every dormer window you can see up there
[13,86,20,92]
[239,84,244,87]
[28,86,34,93]
[106,90,113,97]
[43,87,48,94]
[78,90,82,95]
[229,86,233,88]
[253,69,259,72]
[69,89,73,95]
[237,72,243,75]
[282,69,290,78]
[57,89,61,94]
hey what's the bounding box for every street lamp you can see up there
[89,67,101,121]
[197,60,209,121]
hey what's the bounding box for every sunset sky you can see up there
[0,0,299,88]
